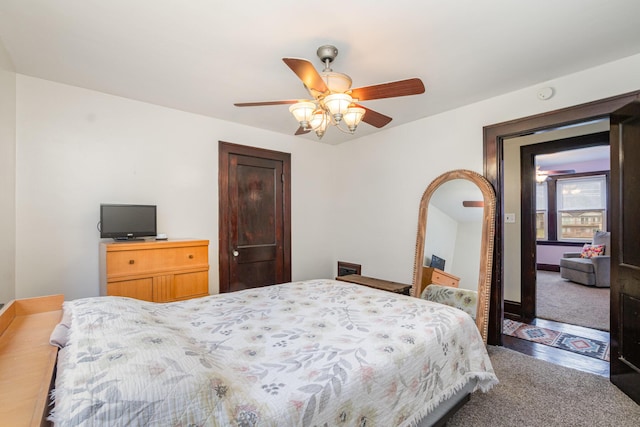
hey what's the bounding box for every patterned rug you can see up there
[503,319,610,361]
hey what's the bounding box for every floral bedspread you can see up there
[51,279,497,426]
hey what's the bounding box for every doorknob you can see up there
[232,250,239,257]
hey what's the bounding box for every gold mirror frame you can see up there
[411,169,496,343]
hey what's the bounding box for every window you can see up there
[556,176,606,240]
[535,172,608,242]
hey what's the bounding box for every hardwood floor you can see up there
[502,318,610,377]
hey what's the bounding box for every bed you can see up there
[49,279,497,426]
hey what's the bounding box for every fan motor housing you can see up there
[317,45,338,64]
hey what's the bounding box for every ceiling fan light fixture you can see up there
[309,110,329,139]
[321,71,352,93]
[289,102,316,129]
[343,106,366,132]
[535,173,548,183]
[235,45,426,140]
[324,93,352,122]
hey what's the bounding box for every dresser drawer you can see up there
[431,271,459,288]
[106,245,208,277]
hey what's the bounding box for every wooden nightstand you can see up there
[336,274,412,295]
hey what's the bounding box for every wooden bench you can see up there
[336,274,412,295]
[0,295,63,426]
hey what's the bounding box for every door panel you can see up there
[219,142,291,293]
[610,101,640,403]
[231,156,281,291]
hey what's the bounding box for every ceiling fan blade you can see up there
[350,78,425,101]
[294,126,310,135]
[234,100,299,107]
[282,58,328,94]
[463,201,484,208]
[356,104,392,128]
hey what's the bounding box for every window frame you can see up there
[536,171,610,243]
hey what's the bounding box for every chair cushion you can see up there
[580,244,605,258]
[560,257,595,273]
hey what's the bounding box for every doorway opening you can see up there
[483,90,640,347]
[519,130,611,321]
[501,126,612,376]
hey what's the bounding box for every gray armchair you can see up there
[559,231,610,287]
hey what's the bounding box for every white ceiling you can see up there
[2,1,640,144]
[430,179,484,224]
[537,145,610,171]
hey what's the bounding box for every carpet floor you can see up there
[447,346,640,427]
[536,271,609,331]
[503,319,610,361]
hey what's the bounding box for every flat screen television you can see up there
[430,254,446,270]
[100,204,157,240]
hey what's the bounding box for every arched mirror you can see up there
[412,170,496,343]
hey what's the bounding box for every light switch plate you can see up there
[505,213,516,223]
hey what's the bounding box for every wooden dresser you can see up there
[100,239,209,302]
[417,266,461,296]
[422,266,460,288]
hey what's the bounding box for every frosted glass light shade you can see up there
[309,110,329,139]
[343,107,365,131]
[289,102,316,128]
[321,72,352,93]
[324,93,352,122]
[536,174,548,183]
[310,111,328,129]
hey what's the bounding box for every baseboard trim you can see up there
[504,300,522,321]
[537,264,560,272]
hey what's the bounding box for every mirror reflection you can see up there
[412,170,496,343]
[424,179,484,292]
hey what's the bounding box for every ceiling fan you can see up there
[536,166,576,182]
[234,45,426,139]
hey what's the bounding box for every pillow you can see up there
[580,244,605,258]
[49,306,72,348]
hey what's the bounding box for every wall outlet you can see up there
[505,213,516,223]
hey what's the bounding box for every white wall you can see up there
[537,245,581,266]
[0,38,16,304]
[452,221,482,291]
[15,76,336,299]
[12,52,640,302]
[331,53,640,300]
[424,204,457,270]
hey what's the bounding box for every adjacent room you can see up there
[1,1,640,425]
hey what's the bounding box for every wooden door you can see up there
[609,101,640,403]
[218,141,291,293]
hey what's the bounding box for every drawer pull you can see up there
[188,254,194,259]
[129,260,135,265]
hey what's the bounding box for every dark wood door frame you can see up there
[520,133,610,321]
[483,90,640,346]
[218,141,292,292]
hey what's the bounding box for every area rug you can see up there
[503,319,610,361]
